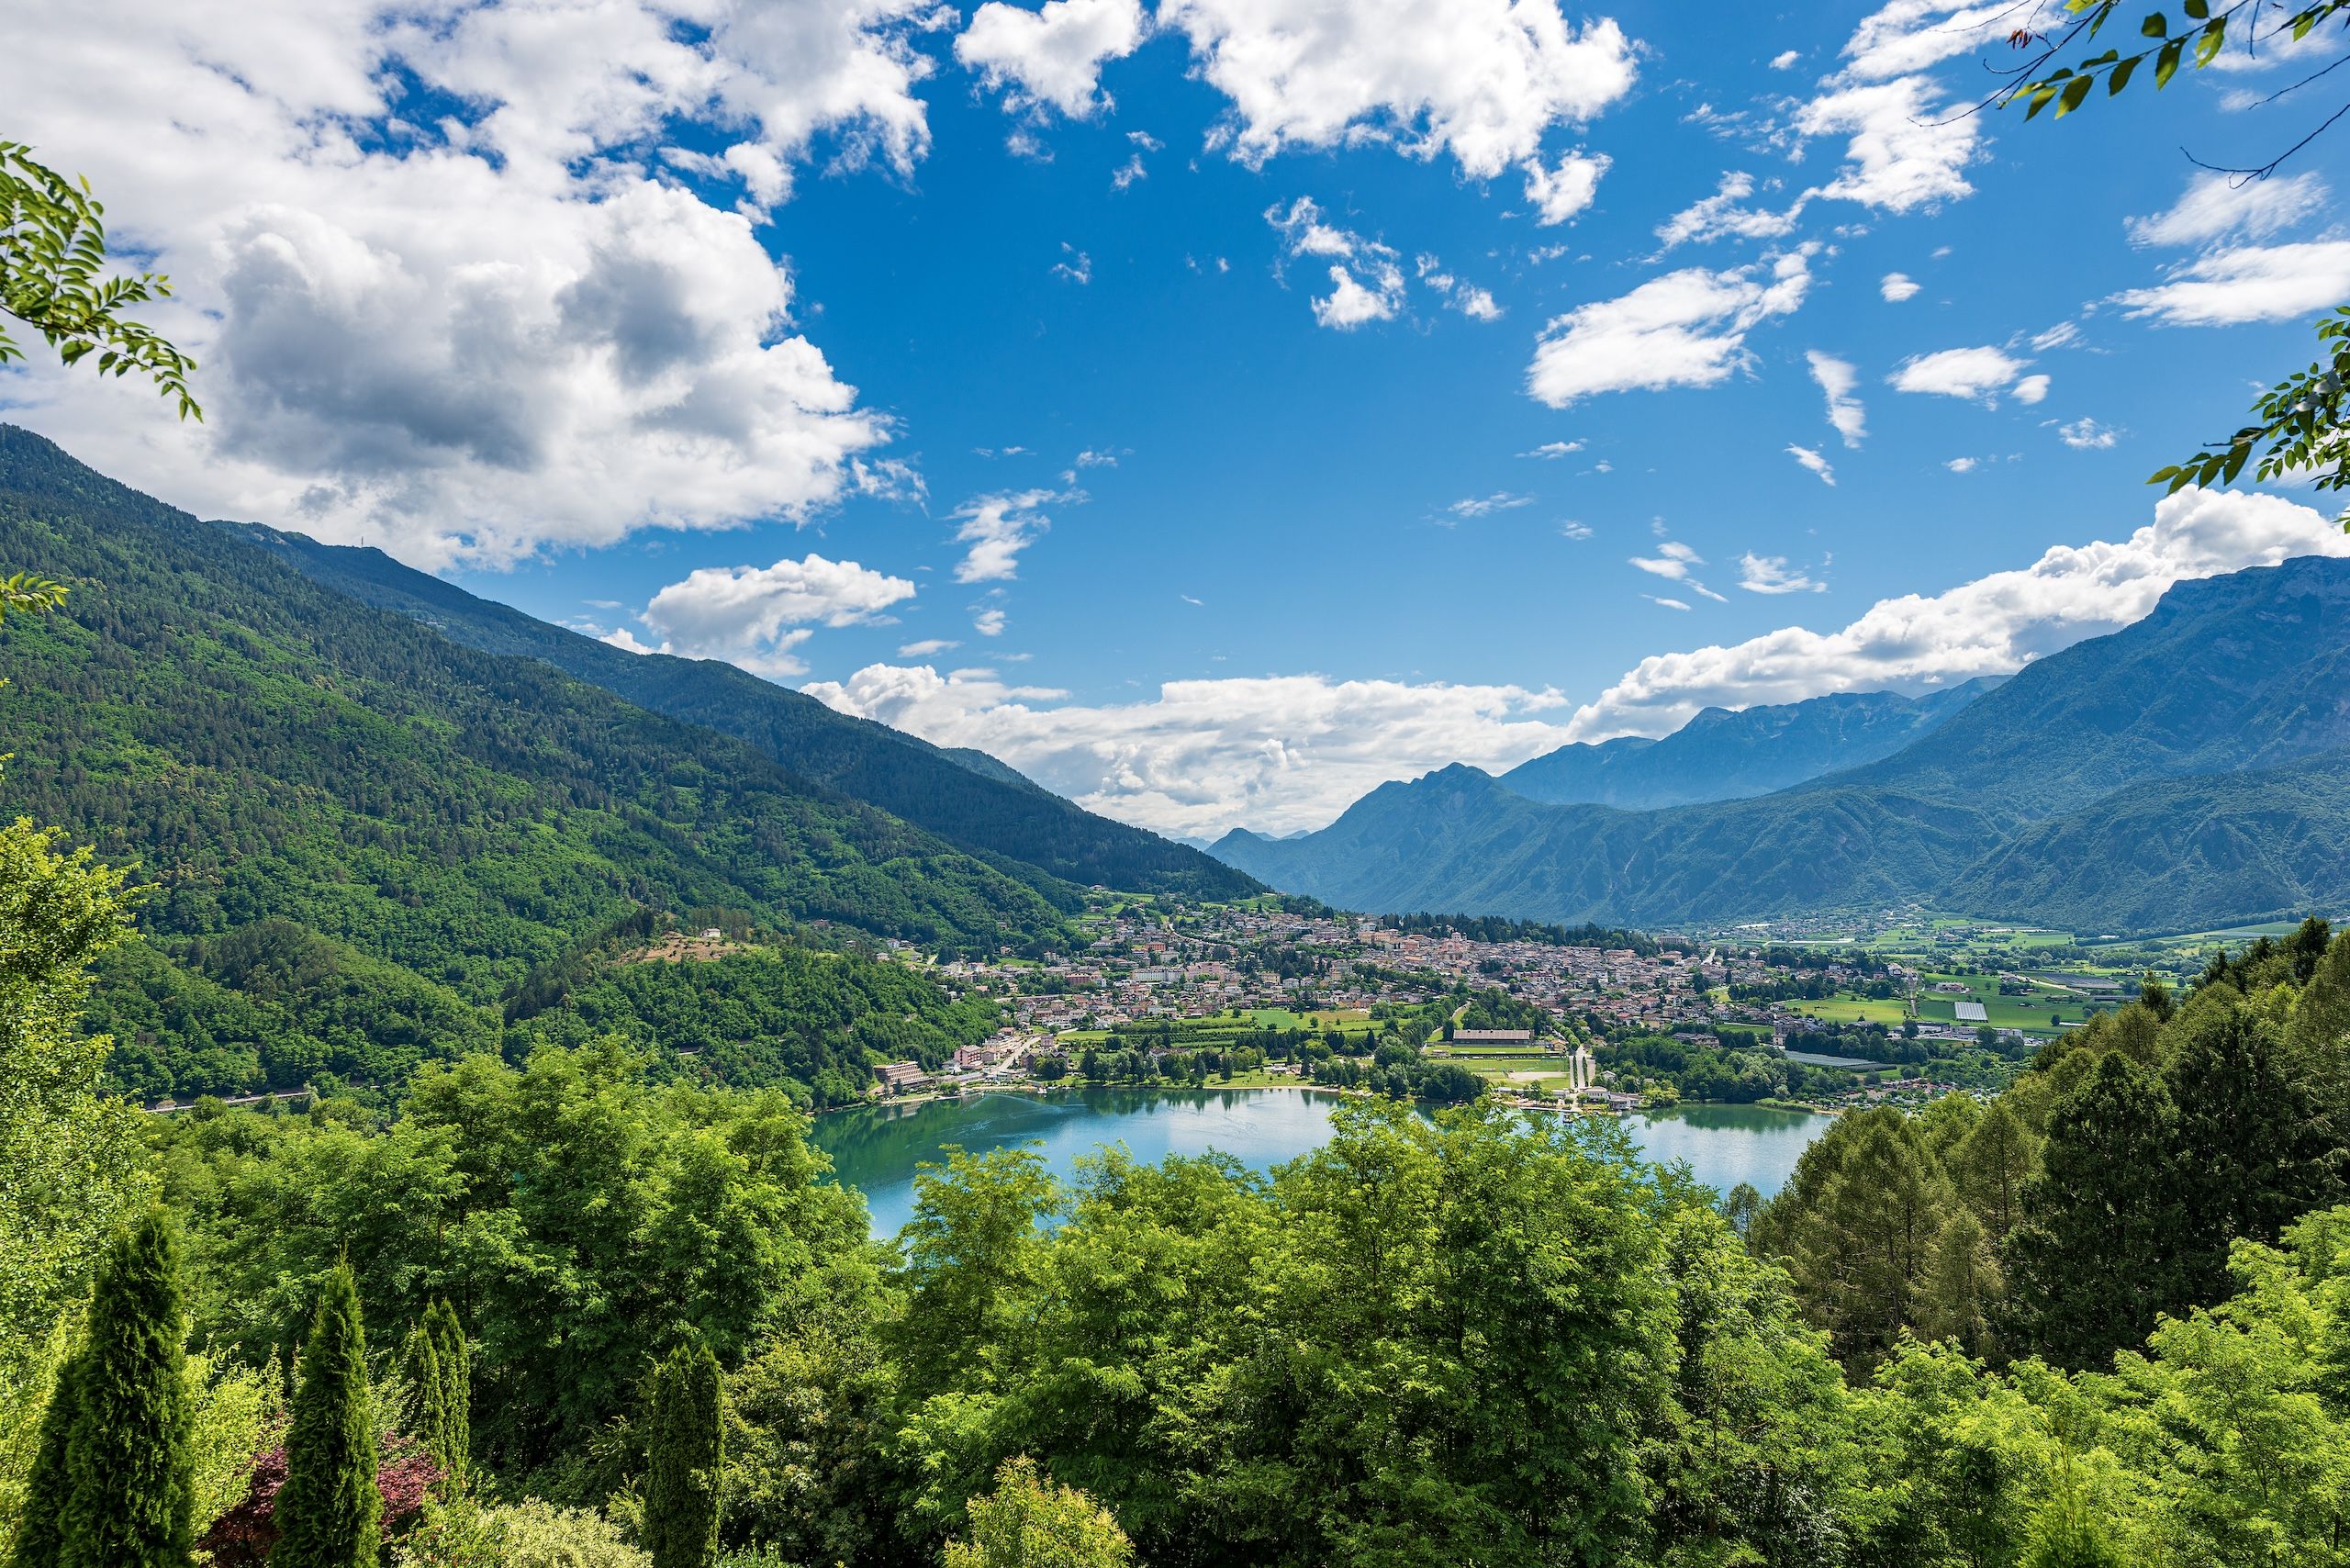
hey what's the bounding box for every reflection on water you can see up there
[810,1087,1831,1236]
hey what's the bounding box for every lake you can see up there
[810,1087,1831,1236]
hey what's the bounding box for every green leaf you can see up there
[2142,9,2169,34]
[2109,54,2141,91]
[2183,0,2208,17]
[2156,37,2186,83]
[2196,17,2227,64]
[2057,74,2096,115]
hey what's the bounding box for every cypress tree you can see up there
[424,1299,469,1478]
[274,1265,380,1568]
[643,1344,723,1568]
[9,1346,84,1568]
[399,1324,446,1470]
[62,1207,195,1568]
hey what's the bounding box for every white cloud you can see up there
[953,488,1066,582]
[1889,345,2038,403]
[1945,456,1978,473]
[955,0,1147,118]
[2058,417,2120,450]
[1452,285,1504,321]
[1449,491,1534,519]
[1807,351,1867,447]
[1052,243,1095,283]
[804,665,1587,835]
[1269,197,1407,328]
[1565,487,2350,739]
[2011,374,2051,405]
[1160,0,1639,178]
[1793,74,1979,213]
[1769,49,1802,70]
[899,637,960,656]
[1523,150,1611,225]
[1629,540,1705,579]
[1111,152,1148,189]
[1526,248,1814,406]
[1559,520,1595,539]
[1520,440,1585,458]
[0,0,946,570]
[1647,596,1694,611]
[1786,444,1836,486]
[2114,241,2350,326]
[1739,552,1827,594]
[2126,170,2331,248]
[972,606,1009,636]
[1880,271,1921,301]
[635,553,917,678]
[1654,171,1807,250]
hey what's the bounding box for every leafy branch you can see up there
[2152,306,2350,518]
[0,140,200,420]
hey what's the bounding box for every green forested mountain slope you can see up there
[0,425,1064,1097]
[240,524,1259,899]
[1214,557,2350,932]
[1502,678,1995,809]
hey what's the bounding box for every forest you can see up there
[11,756,2350,1566]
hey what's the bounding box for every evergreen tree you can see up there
[9,1346,84,1568]
[62,1206,195,1568]
[643,1344,723,1568]
[2005,1052,2184,1370]
[1952,1099,2039,1240]
[425,1299,469,1479]
[399,1323,447,1471]
[274,1265,380,1568]
[2164,1003,2341,1304]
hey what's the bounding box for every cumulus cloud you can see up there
[972,606,1009,636]
[1268,198,1405,329]
[1946,456,1979,472]
[2114,241,2350,326]
[1654,171,1807,250]
[1769,49,1802,70]
[1786,445,1835,485]
[1523,149,1611,225]
[1890,345,2041,404]
[2127,170,2331,248]
[1807,351,1867,447]
[2058,417,2121,450]
[952,489,1066,582]
[1565,487,2350,738]
[1526,248,1814,406]
[1880,271,1921,301]
[632,553,917,678]
[0,0,946,569]
[1521,440,1585,458]
[1629,540,1705,579]
[1160,0,1639,178]
[956,0,1147,118]
[1793,74,1979,212]
[1739,552,1827,594]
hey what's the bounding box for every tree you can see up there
[424,1300,469,1482]
[943,1457,1134,1568]
[643,1344,722,1568]
[60,1207,195,1568]
[2005,1052,2185,1370]
[0,143,198,419]
[1952,1099,2040,1240]
[273,1265,379,1568]
[1995,5,2350,521]
[8,1339,82,1568]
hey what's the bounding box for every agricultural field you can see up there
[1791,994,1908,1026]
[1912,971,2106,1035]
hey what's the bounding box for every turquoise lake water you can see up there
[809,1087,1830,1235]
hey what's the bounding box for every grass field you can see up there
[1792,995,1908,1026]
[1913,971,2099,1034]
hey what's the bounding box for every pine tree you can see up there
[2005,1052,2184,1371]
[274,1265,380,1568]
[9,1345,84,1568]
[62,1206,195,1568]
[643,1344,723,1568]
[425,1299,469,1479]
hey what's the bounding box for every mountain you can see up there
[0,425,1074,1100]
[1501,680,1996,809]
[1213,557,2350,933]
[235,526,1258,901]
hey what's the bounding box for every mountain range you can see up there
[0,426,1249,1101]
[1213,554,2350,934]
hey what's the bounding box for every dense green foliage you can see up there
[0,426,1074,1098]
[1215,557,2350,931]
[944,1459,1132,1568]
[246,524,1257,902]
[61,1208,195,1568]
[644,1345,723,1568]
[274,1265,378,1568]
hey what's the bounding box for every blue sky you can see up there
[7,0,2350,834]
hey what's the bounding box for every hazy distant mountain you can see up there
[1502,680,1997,809]
[241,526,1260,901]
[1211,556,2350,934]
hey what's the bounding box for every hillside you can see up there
[0,425,1070,1099]
[240,525,1259,900]
[1214,557,2350,932]
[1502,679,1994,809]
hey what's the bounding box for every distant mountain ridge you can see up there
[1212,555,2350,934]
[236,526,1259,901]
[1502,679,1998,809]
